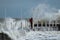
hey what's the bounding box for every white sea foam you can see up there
[0,18,60,40]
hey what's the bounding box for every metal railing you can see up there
[33,20,60,31]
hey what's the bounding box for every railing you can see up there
[32,20,60,31]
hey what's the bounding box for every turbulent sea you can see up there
[0,18,60,40]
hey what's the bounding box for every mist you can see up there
[32,3,60,21]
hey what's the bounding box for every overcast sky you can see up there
[0,0,60,18]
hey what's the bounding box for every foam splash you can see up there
[0,18,30,40]
[32,4,60,21]
[0,18,60,40]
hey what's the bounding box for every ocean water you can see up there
[0,18,60,40]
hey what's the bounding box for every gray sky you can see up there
[0,0,60,18]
